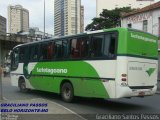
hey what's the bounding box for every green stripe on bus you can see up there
[28,61,110,98]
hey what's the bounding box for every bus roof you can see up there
[13,27,157,49]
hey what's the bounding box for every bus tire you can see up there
[61,82,74,102]
[19,78,28,92]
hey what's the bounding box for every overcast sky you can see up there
[0,0,96,35]
[0,0,159,35]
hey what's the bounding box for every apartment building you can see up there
[54,0,82,36]
[0,15,6,35]
[8,5,29,33]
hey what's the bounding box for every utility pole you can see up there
[44,0,46,38]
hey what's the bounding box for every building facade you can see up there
[29,27,54,40]
[0,15,6,35]
[18,27,54,41]
[121,1,160,37]
[96,0,155,17]
[54,0,82,36]
[80,5,84,33]
[8,5,29,34]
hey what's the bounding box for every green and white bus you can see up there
[10,28,158,102]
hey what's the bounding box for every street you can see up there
[1,76,160,120]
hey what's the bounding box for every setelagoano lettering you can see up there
[37,68,68,74]
[131,33,156,43]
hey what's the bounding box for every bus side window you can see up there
[55,41,63,59]
[77,37,89,58]
[29,45,39,61]
[52,42,56,59]
[71,38,79,58]
[109,34,116,56]
[90,35,104,58]
[47,42,55,60]
[104,33,117,59]
[70,37,89,59]
[62,40,69,58]
[39,43,48,60]
[19,47,25,63]
[80,37,89,58]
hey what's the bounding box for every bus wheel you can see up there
[19,79,28,92]
[61,82,74,102]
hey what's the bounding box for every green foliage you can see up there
[85,7,134,31]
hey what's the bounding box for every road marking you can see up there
[42,98,87,120]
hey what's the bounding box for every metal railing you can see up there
[0,33,51,43]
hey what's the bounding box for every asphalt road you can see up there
[1,76,160,120]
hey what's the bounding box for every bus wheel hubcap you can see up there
[64,88,71,98]
[21,83,25,90]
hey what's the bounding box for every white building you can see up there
[8,5,29,33]
[121,1,160,37]
[54,0,82,36]
[96,0,155,17]
[19,27,54,41]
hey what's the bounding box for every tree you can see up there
[85,7,134,31]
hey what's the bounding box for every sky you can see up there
[0,0,96,35]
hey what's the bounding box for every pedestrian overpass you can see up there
[0,34,33,65]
